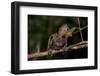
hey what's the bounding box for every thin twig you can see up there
[77,18,84,41]
[74,26,87,34]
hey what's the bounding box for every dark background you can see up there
[28,15,88,60]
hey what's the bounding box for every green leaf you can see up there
[68,27,77,33]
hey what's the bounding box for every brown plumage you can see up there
[47,33,67,51]
[47,24,72,56]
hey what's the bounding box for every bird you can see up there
[47,24,72,56]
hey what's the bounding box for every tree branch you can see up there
[74,26,87,34]
[28,41,88,59]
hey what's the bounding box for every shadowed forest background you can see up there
[28,15,88,61]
